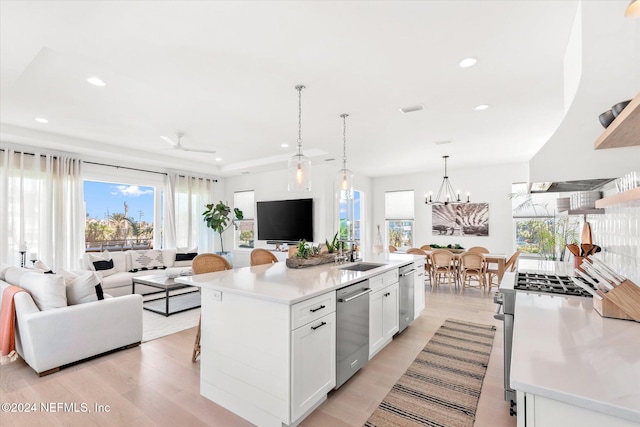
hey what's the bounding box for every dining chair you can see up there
[388,245,398,253]
[407,248,430,285]
[467,246,489,254]
[419,245,432,251]
[191,253,232,363]
[487,250,520,291]
[250,248,279,266]
[459,251,487,294]
[288,247,298,258]
[430,249,455,292]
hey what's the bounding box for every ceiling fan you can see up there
[159,132,216,153]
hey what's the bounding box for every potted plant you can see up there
[202,202,244,256]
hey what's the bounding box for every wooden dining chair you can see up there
[388,245,398,253]
[419,245,432,251]
[250,248,279,266]
[288,247,298,258]
[487,251,520,291]
[467,246,489,254]
[459,251,487,294]
[430,249,455,292]
[191,253,232,363]
[406,248,430,285]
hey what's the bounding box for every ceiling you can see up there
[0,1,609,178]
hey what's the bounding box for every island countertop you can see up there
[175,253,423,305]
[510,292,640,423]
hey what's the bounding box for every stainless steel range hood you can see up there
[529,178,615,193]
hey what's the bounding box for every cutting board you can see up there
[581,221,592,245]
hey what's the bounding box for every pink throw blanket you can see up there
[0,285,25,364]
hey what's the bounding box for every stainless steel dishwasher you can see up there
[398,263,416,333]
[335,280,371,389]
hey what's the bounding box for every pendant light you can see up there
[287,85,312,192]
[337,113,354,193]
[336,114,355,241]
[425,155,470,205]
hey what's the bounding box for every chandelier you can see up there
[425,155,470,205]
[287,85,311,192]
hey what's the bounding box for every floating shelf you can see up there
[595,187,640,208]
[558,208,605,216]
[594,93,640,150]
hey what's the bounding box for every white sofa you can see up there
[82,249,194,297]
[0,267,142,376]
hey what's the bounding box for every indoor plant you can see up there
[202,201,243,254]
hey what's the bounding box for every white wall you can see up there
[223,163,373,260]
[372,162,528,255]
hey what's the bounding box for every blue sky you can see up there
[84,181,155,222]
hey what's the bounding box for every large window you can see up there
[234,190,255,249]
[84,181,155,251]
[338,190,362,242]
[385,190,414,249]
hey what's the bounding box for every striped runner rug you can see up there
[364,319,496,427]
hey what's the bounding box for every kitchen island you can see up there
[176,253,424,427]
[511,292,640,426]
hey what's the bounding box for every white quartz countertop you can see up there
[175,253,422,305]
[510,292,640,423]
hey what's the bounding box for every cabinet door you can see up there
[414,268,425,318]
[291,311,336,422]
[382,282,399,339]
[369,288,384,358]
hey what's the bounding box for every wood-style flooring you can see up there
[1,285,516,427]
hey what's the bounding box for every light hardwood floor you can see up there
[1,285,516,427]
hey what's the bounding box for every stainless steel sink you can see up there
[337,262,386,272]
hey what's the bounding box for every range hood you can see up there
[529,178,614,193]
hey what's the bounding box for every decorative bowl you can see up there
[611,99,631,117]
[598,110,615,128]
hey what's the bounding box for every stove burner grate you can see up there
[515,272,595,297]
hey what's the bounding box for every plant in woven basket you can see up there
[202,201,243,254]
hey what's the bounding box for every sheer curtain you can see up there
[165,173,215,251]
[0,149,85,270]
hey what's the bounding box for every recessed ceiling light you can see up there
[435,140,452,145]
[459,57,478,68]
[241,171,250,175]
[474,104,490,111]
[399,105,424,114]
[215,157,222,161]
[281,143,289,148]
[35,117,48,123]
[87,77,106,87]
[325,158,335,162]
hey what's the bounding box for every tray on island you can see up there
[286,253,336,269]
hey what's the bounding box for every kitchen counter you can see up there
[510,292,640,423]
[176,252,422,304]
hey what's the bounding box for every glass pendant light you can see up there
[336,113,355,242]
[287,85,311,192]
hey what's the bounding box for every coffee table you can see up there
[132,274,200,317]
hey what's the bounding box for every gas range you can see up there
[494,270,595,412]
[513,272,595,297]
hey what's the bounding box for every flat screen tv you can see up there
[257,198,313,243]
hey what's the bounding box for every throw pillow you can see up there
[174,247,198,267]
[19,272,67,311]
[129,250,164,272]
[34,260,54,274]
[0,263,12,280]
[5,267,39,286]
[88,251,116,277]
[58,269,105,305]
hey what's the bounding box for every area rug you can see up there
[364,319,496,427]
[141,288,200,342]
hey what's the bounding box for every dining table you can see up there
[422,250,507,288]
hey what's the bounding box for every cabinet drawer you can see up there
[369,269,399,291]
[291,292,336,330]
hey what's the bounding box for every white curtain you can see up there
[169,174,215,252]
[0,149,85,270]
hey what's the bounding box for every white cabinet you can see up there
[369,282,399,358]
[414,260,425,319]
[516,391,637,427]
[291,311,336,422]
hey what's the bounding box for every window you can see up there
[234,190,255,249]
[385,190,414,249]
[84,181,155,251]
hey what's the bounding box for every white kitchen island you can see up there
[511,292,640,427]
[176,253,424,427]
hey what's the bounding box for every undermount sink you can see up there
[337,262,386,272]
